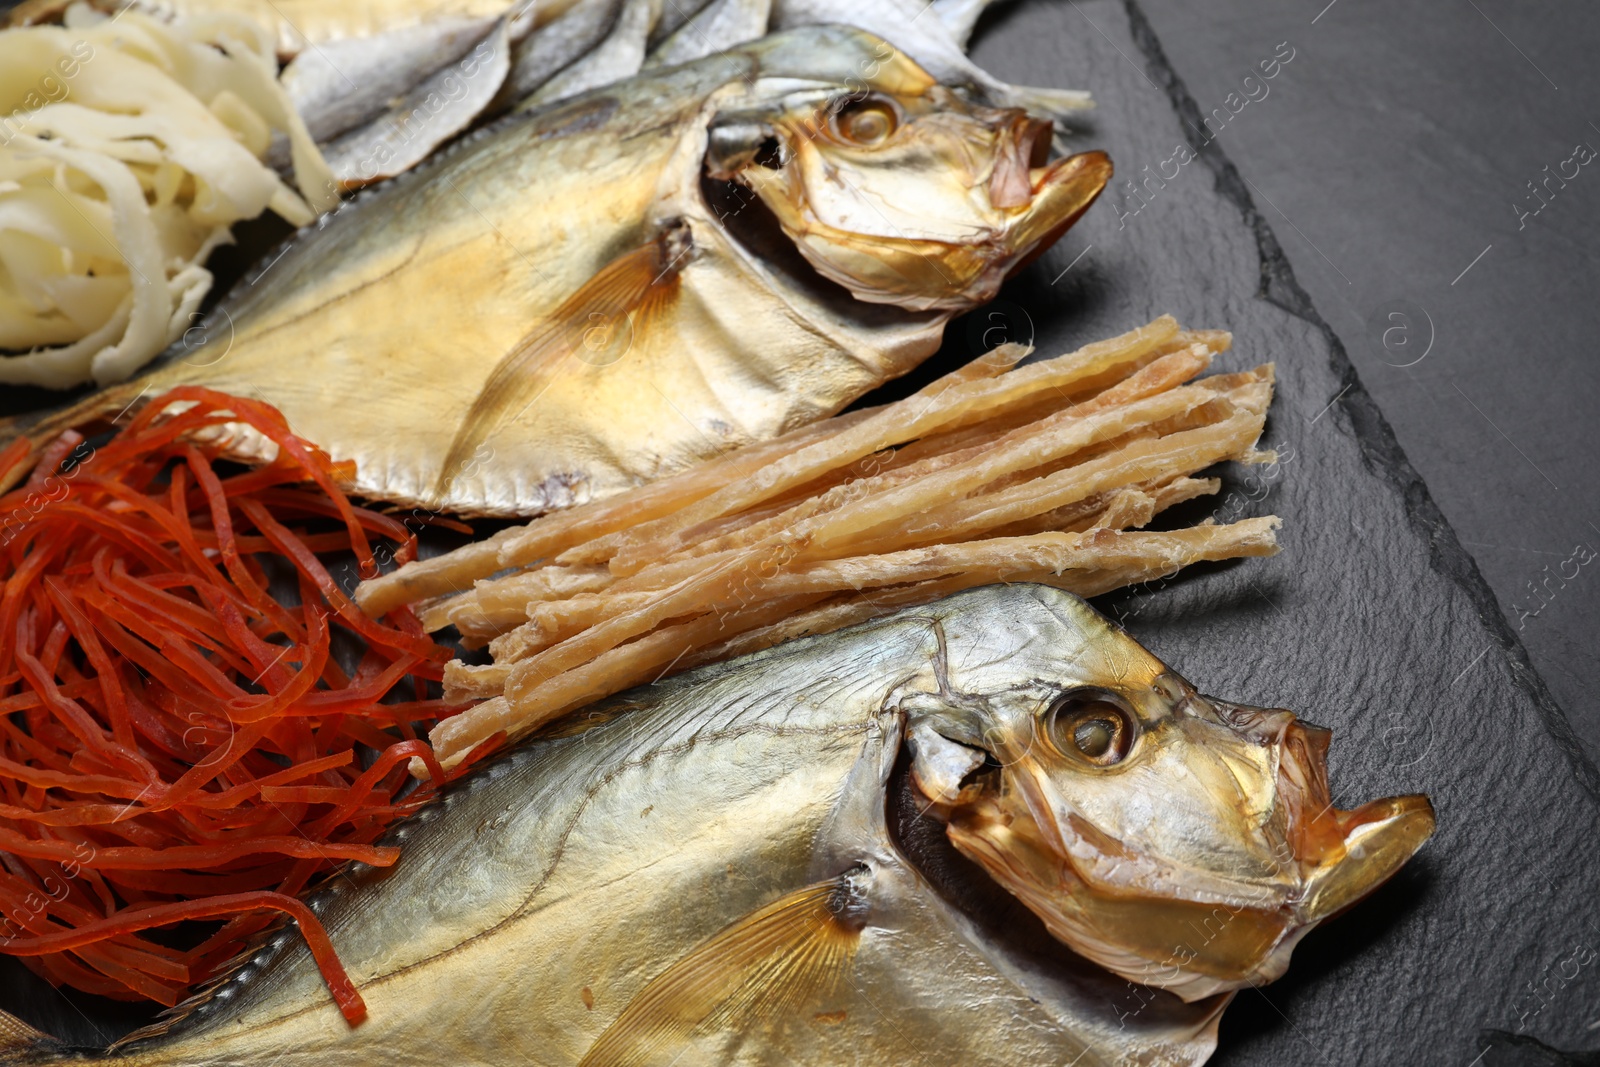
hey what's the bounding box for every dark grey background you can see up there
[1129,0,1600,767]
[960,2,1600,1064]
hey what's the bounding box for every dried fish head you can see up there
[904,589,1436,1002]
[716,42,1109,312]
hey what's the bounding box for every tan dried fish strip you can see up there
[603,346,1218,576]
[423,564,613,640]
[356,405,884,616]
[888,329,1228,465]
[442,660,512,704]
[424,591,835,770]
[519,471,1213,652]
[620,433,1004,574]
[502,408,1253,706]
[603,377,1235,590]
[422,518,1280,770]
[687,516,1279,670]
[984,475,1218,539]
[350,316,1284,776]
[843,410,1264,558]
[529,525,1231,640]
[489,405,1231,648]
[593,318,1184,568]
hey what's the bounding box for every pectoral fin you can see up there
[436,225,690,498]
[578,871,866,1067]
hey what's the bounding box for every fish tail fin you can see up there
[0,382,147,493]
[577,870,867,1067]
[433,223,692,501]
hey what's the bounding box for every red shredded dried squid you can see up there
[0,388,500,1025]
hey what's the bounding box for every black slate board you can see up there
[4,2,1599,1064]
[957,2,1600,1064]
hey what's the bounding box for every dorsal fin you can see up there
[578,871,867,1067]
[435,223,692,498]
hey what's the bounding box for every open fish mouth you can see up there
[749,139,1113,312]
[715,75,1114,314]
[1273,719,1437,925]
[714,136,1112,314]
[902,690,1435,1004]
[1007,150,1115,260]
[986,113,1055,209]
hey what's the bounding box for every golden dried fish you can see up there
[4,27,1111,516]
[0,585,1434,1066]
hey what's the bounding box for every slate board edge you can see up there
[1122,0,1600,805]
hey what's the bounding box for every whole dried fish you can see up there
[0,585,1434,1066]
[5,28,1111,517]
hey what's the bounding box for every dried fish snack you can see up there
[0,586,1433,1067]
[0,8,334,389]
[3,28,1111,518]
[356,317,1283,773]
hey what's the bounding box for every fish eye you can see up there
[830,97,898,147]
[1047,690,1137,767]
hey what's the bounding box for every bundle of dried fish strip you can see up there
[0,5,336,389]
[355,316,1282,775]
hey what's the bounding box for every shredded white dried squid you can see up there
[0,3,336,389]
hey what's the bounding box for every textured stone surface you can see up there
[1133,0,1600,780]
[957,2,1600,1063]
